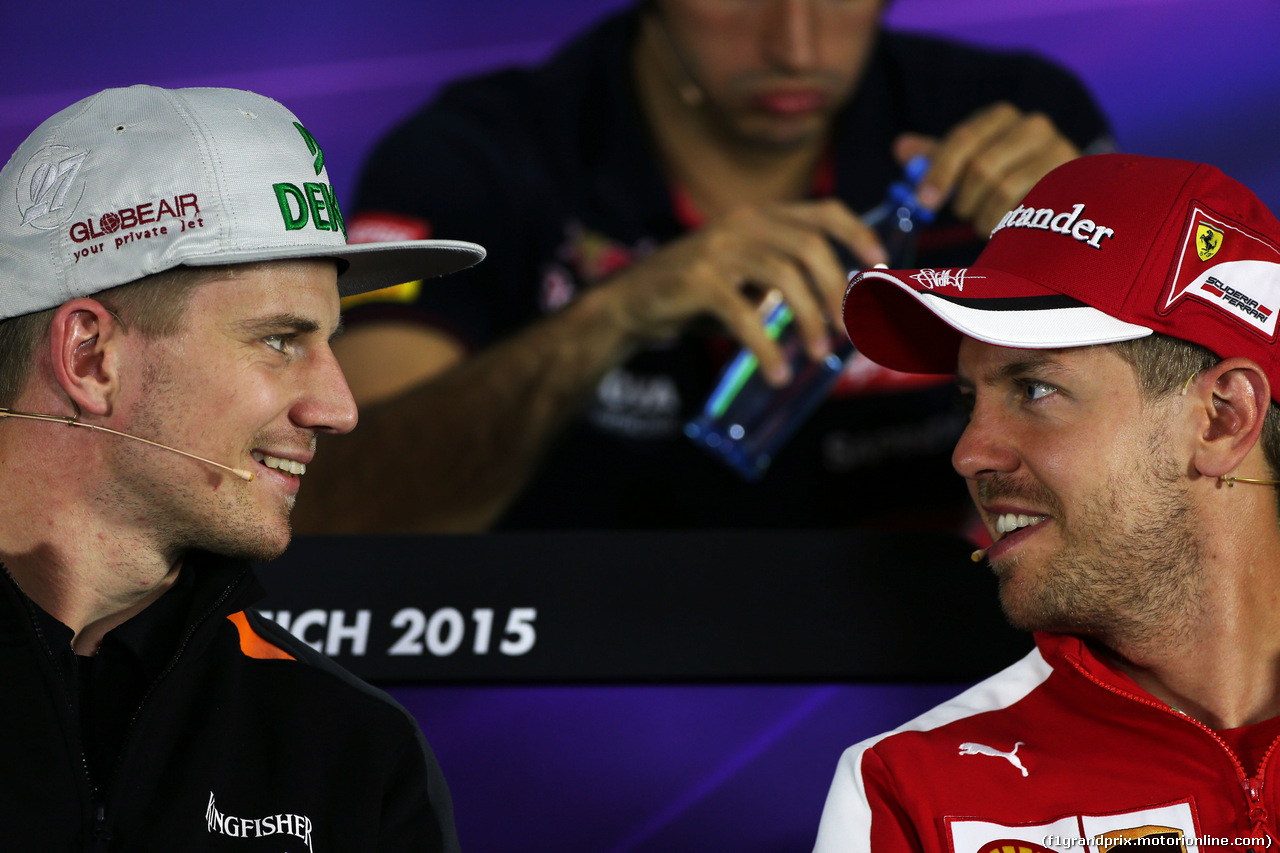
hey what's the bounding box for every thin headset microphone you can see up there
[0,407,255,482]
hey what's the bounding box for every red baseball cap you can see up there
[843,154,1280,398]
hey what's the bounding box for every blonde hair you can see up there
[0,265,222,406]
[1112,333,1280,481]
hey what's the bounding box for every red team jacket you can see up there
[814,633,1278,853]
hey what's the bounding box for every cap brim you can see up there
[180,238,486,297]
[843,267,1153,374]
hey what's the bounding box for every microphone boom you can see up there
[0,407,255,482]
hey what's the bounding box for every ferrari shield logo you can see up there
[1197,222,1223,261]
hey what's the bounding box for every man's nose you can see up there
[293,346,359,436]
[763,0,819,71]
[952,402,1020,482]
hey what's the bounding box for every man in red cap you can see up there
[815,154,1280,852]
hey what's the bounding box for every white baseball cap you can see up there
[0,85,485,321]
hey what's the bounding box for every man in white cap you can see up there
[815,154,1280,851]
[0,85,482,850]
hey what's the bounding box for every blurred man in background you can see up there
[297,0,1113,533]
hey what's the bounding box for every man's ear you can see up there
[47,299,128,418]
[1188,357,1272,479]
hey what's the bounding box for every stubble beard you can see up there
[985,433,1202,650]
[102,364,293,566]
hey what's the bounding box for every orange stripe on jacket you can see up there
[228,611,296,661]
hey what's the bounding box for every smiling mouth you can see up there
[993,513,1049,540]
[251,451,307,477]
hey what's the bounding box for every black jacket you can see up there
[350,9,1113,529]
[0,551,459,852]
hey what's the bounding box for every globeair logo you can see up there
[206,792,314,852]
[272,123,345,237]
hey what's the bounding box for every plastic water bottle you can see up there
[684,156,934,481]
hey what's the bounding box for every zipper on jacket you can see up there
[1247,738,1280,848]
[95,567,251,823]
[4,561,251,849]
[1066,654,1278,845]
[88,802,112,852]
[3,566,106,844]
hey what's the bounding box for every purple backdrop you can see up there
[3,0,1279,209]
[396,682,967,852]
[3,2,1278,850]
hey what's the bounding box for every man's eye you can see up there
[1023,380,1057,401]
[264,334,290,353]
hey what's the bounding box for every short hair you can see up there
[1112,333,1280,482]
[0,265,217,407]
